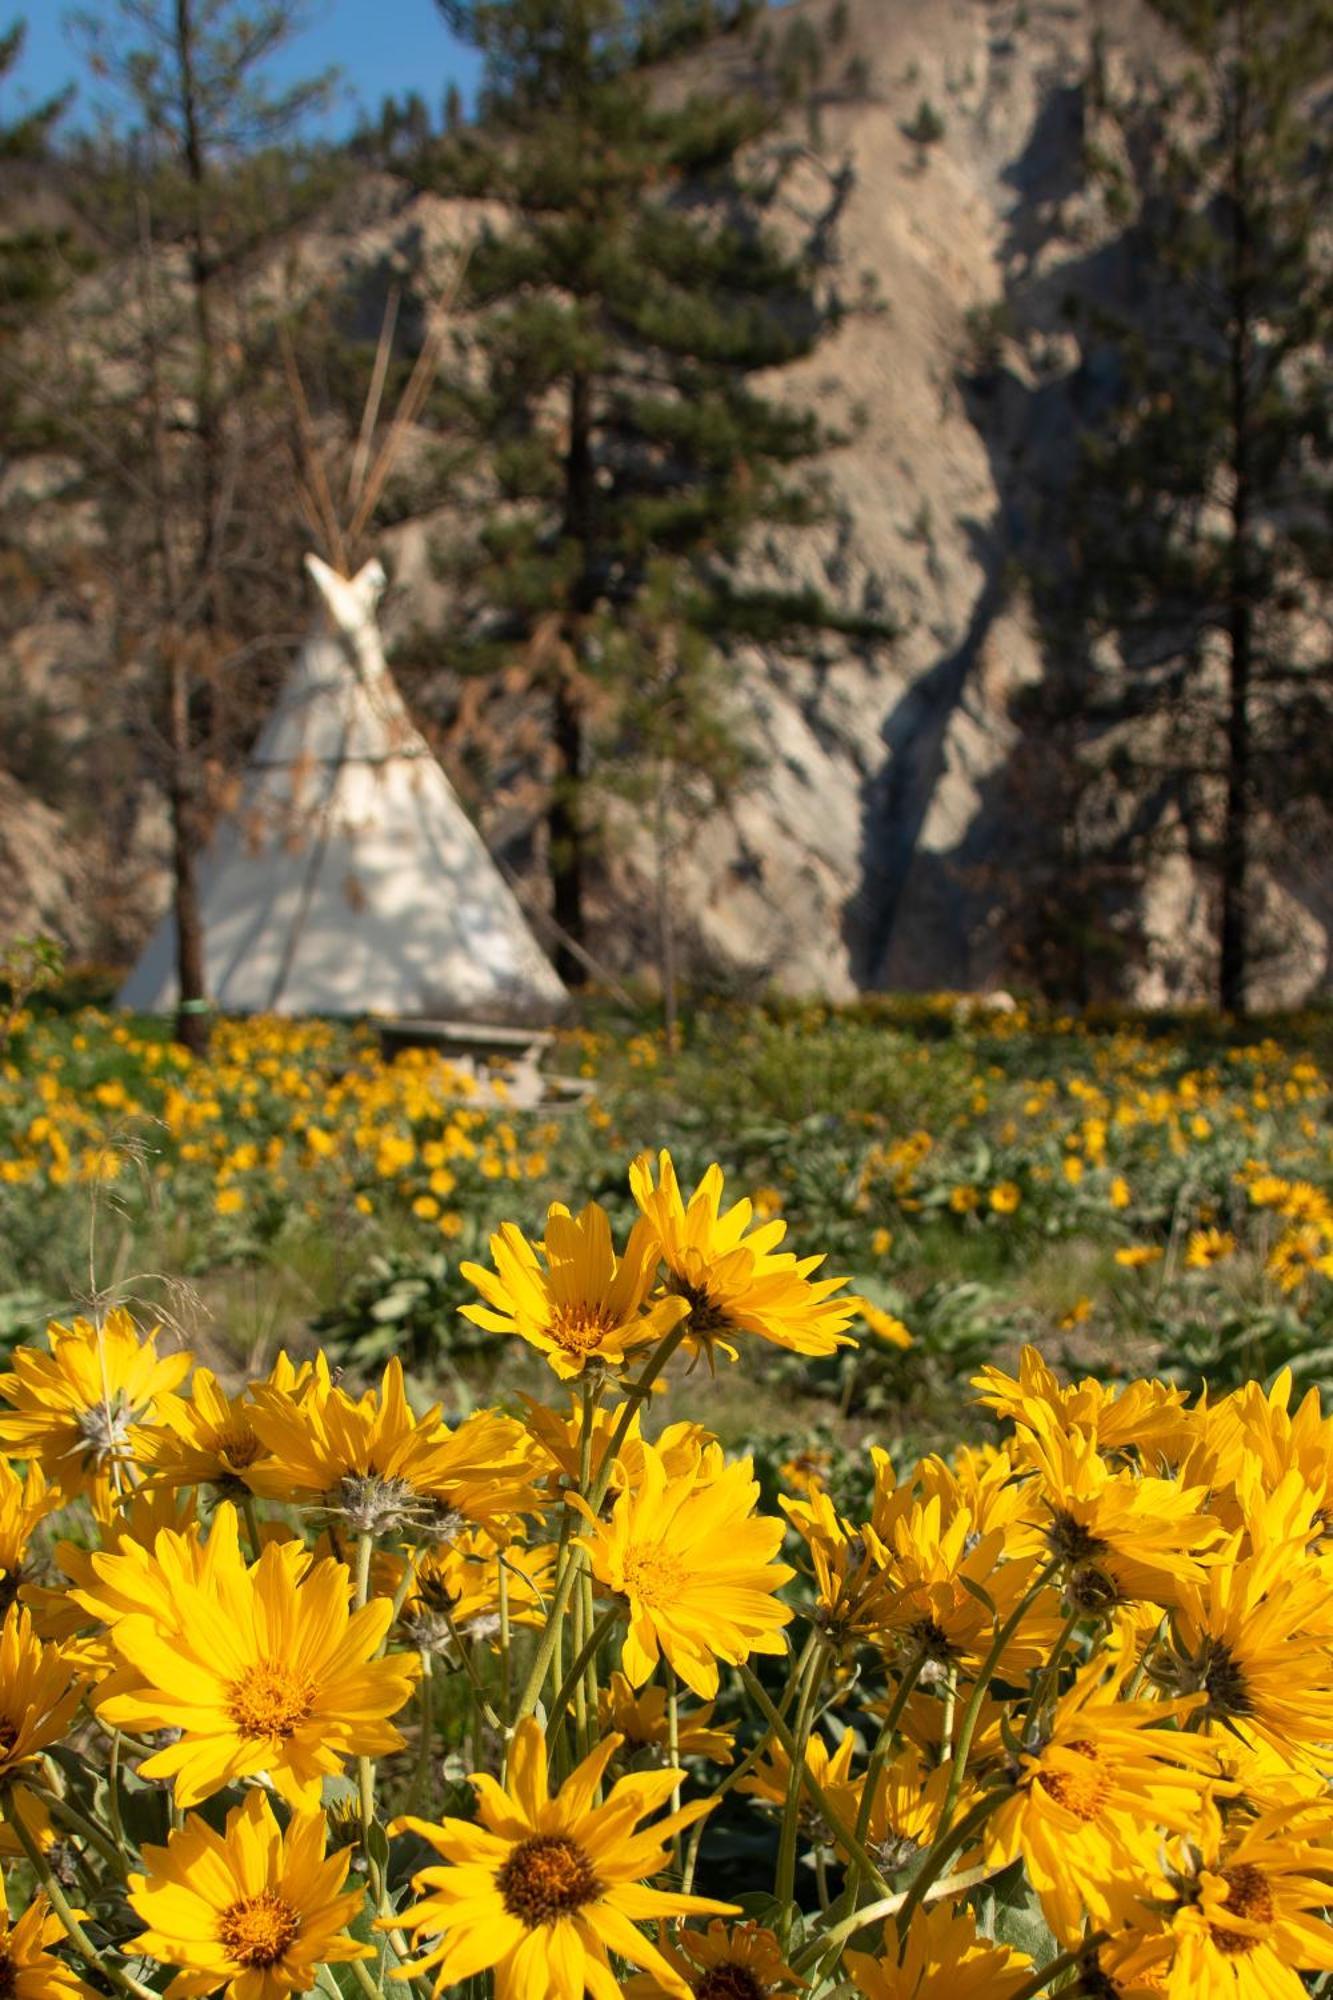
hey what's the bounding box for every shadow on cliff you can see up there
[843,76,1150,997]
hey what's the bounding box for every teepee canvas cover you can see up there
[117,555,566,1022]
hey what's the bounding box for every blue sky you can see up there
[6,2,483,135]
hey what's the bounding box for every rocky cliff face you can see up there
[4,0,1325,1005]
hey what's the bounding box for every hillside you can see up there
[4,0,1326,1007]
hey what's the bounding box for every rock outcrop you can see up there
[3,0,1327,1005]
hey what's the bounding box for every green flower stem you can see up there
[1027,1602,1086,1725]
[775,1640,826,1931]
[738,1663,893,1901]
[386,1546,422,1635]
[587,1321,690,1513]
[6,1792,157,2000]
[893,1787,1010,1935]
[790,1861,1006,1975]
[839,1643,929,1917]
[512,1320,691,1728]
[41,1789,129,1879]
[105,1729,129,1863]
[579,1565,601,1764]
[497,1552,513,1726]
[242,1494,264,1563]
[408,1649,434,1814]
[547,1603,620,1735]
[936,1557,1059,1837]
[346,1954,384,2000]
[667,1667,683,1869]
[439,1606,505,1734]
[1005,1934,1108,2000]
[569,1561,588,1740]
[353,1530,385,1910]
[679,1639,814,1896]
[857,1646,928,1845]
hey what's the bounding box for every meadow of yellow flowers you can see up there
[2,999,1333,1998]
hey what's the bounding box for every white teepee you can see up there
[116,554,567,1021]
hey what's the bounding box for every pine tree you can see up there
[423,0,876,985]
[0,19,80,807]
[65,1,337,1048]
[0,20,74,413]
[1065,0,1333,1012]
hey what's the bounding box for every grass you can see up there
[2,991,1333,1459]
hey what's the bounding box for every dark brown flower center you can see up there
[0,1718,19,1759]
[1209,1863,1273,1955]
[217,1427,262,1470]
[1198,1639,1253,1718]
[0,1947,14,2000]
[218,1889,301,1968]
[1046,1510,1109,1567]
[498,1833,602,1927]
[670,1278,732,1340]
[905,1615,954,1662]
[696,1967,768,2000]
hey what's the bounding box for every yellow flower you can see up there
[984,1652,1216,1942]
[1266,1224,1333,1295]
[131,1368,272,1494]
[1186,1227,1235,1270]
[597,1671,735,1765]
[949,1184,980,1214]
[245,1355,534,1533]
[0,1456,60,1610]
[630,1150,857,1361]
[1114,1244,1163,1269]
[1109,1174,1132,1208]
[461,1200,688,1378]
[384,1530,556,1653]
[825,1743,963,1875]
[1279,1180,1329,1224]
[0,1309,191,1515]
[778,1445,833,1497]
[735,1721,855,1824]
[871,1227,894,1256]
[128,1788,371,2000]
[1059,1296,1094,1329]
[845,1900,1034,2000]
[1099,1797,1333,1999]
[388,1715,734,2000]
[1155,1520,1333,1762]
[577,1439,794,1699]
[96,1503,419,1806]
[863,1305,912,1349]
[973,1344,1187,1455]
[1014,1406,1217,1609]
[988,1181,1021,1214]
[623,1920,805,1998]
[0,1604,83,1783]
[873,1492,1062,1674]
[214,1187,244,1216]
[0,1896,96,2000]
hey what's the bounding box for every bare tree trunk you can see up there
[551,366,594,985]
[175,0,222,603]
[166,636,209,1052]
[654,757,679,1052]
[1219,4,1253,1018]
[137,192,209,1053]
